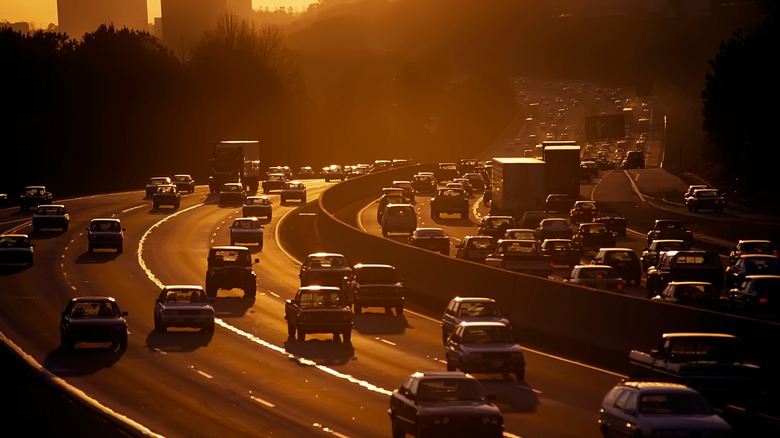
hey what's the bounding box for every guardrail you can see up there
[314,165,780,376]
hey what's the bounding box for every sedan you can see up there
[242,195,272,220]
[59,296,129,350]
[229,217,263,249]
[650,281,724,311]
[388,371,504,438]
[0,234,35,267]
[219,182,246,205]
[408,227,450,256]
[534,218,573,241]
[564,264,626,293]
[445,321,526,381]
[153,285,215,333]
[32,204,70,232]
[280,181,307,203]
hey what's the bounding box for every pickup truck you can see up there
[647,219,694,246]
[628,332,766,410]
[430,188,469,219]
[484,239,554,278]
[284,286,353,343]
[645,250,725,297]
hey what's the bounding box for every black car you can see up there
[724,254,780,290]
[19,185,53,211]
[726,274,780,319]
[651,281,724,311]
[545,193,574,213]
[591,247,643,286]
[0,234,35,267]
[59,296,129,350]
[594,214,627,236]
[408,227,450,256]
[388,371,504,438]
[540,238,580,267]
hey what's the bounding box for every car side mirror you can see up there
[254,258,260,264]
[122,311,129,316]
[122,228,127,231]
[286,299,293,305]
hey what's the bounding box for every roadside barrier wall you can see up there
[316,166,780,374]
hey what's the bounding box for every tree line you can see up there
[0,0,774,203]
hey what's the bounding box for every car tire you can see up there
[441,329,448,345]
[446,358,456,372]
[117,244,123,254]
[205,322,215,333]
[60,333,75,350]
[88,244,94,253]
[296,329,306,342]
[391,416,404,438]
[153,203,159,209]
[382,229,388,237]
[174,202,180,209]
[118,334,128,350]
[461,211,468,219]
[396,305,403,316]
[287,323,296,339]
[154,315,165,332]
[342,331,351,343]
[63,224,68,231]
[244,282,257,298]
[206,283,217,299]
[354,304,362,314]
[516,367,526,382]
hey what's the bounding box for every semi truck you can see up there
[208,140,262,194]
[542,142,581,201]
[489,157,546,220]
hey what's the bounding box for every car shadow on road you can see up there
[43,345,124,377]
[145,329,213,352]
[0,265,32,276]
[353,311,409,335]
[75,251,121,264]
[211,295,256,316]
[480,377,540,413]
[282,337,355,366]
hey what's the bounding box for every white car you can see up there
[229,217,263,249]
[598,380,732,437]
[153,285,215,333]
[145,176,171,197]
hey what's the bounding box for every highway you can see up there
[1,79,779,437]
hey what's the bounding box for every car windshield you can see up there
[36,207,64,215]
[224,185,242,192]
[499,241,536,254]
[505,230,534,239]
[467,239,494,249]
[486,218,512,228]
[150,178,168,185]
[233,219,260,229]
[25,188,45,196]
[70,301,119,318]
[157,186,176,194]
[355,267,397,284]
[164,289,207,303]
[90,221,120,232]
[462,325,514,343]
[308,256,344,268]
[416,229,446,238]
[638,393,714,415]
[298,290,343,308]
[209,249,250,266]
[457,301,501,317]
[173,176,190,182]
[0,236,30,248]
[416,379,486,402]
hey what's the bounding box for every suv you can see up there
[87,218,125,253]
[299,252,353,287]
[430,188,469,219]
[204,246,258,299]
[545,193,574,213]
[284,286,353,342]
[391,180,415,203]
[342,263,405,315]
[477,215,516,240]
[685,188,726,213]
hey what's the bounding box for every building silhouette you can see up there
[161,0,252,58]
[57,0,148,39]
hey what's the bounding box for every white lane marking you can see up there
[0,217,32,227]
[121,204,147,214]
[190,366,214,379]
[378,338,396,346]
[249,394,276,408]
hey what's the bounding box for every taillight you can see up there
[616,283,623,290]
[759,297,769,304]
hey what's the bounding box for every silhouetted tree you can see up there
[701,8,777,204]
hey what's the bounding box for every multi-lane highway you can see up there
[1,164,778,437]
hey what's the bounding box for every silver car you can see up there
[229,217,263,249]
[153,285,215,333]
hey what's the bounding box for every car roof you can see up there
[597,247,634,252]
[307,252,345,258]
[661,332,737,339]
[70,296,117,302]
[163,285,204,290]
[35,204,65,208]
[0,233,29,238]
[353,263,394,270]
[667,281,713,286]
[211,245,250,251]
[299,285,341,292]
[616,380,696,391]
[451,296,497,303]
[456,320,510,328]
[411,371,472,380]
[90,218,120,223]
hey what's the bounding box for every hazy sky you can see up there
[1,1,318,27]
